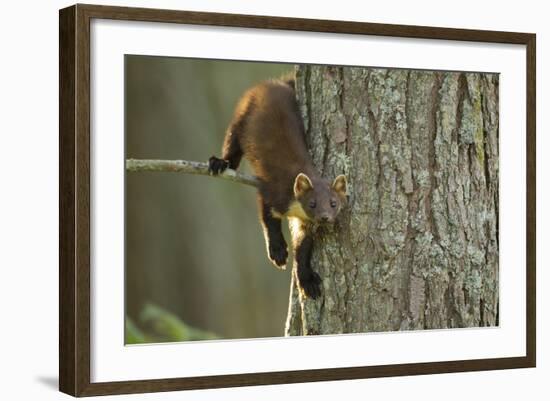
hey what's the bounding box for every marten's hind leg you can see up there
[222,130,243,170]
[258,196,288,270]
[208,130,243,175]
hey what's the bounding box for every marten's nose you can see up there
[321,216,330,223]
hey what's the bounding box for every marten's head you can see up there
[293,173,347,224]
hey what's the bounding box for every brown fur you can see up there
[233,80,316,212]
[208,77,347,299]
[224,79,345,217]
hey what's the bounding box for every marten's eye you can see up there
[309,200,317,209]
[330,200,337,208]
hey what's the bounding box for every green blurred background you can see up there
[125,56,294,344]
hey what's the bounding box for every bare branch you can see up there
[125,159,260,188]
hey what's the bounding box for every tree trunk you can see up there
[285,65,499,336]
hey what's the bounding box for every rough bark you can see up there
[285,66,499,336]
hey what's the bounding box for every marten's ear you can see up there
[332,175,347,197]
[294,173,314,197]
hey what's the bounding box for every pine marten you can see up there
[208,77,347,299]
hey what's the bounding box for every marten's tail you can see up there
[279,71,296,90]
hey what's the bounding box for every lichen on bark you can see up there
[285,65,499,336]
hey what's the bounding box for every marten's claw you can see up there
[299,271,322,299]
[208,156,229,175]
[268,243,288,270]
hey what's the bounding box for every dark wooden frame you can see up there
[59,3,536,397]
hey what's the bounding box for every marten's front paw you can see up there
[208,156,229,175]
[268,242,288,270]
[298,271,322,299]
